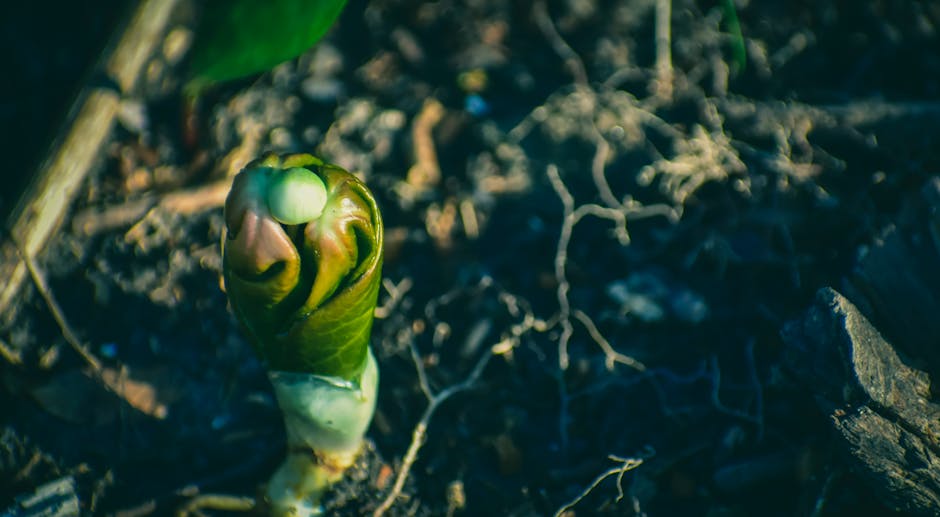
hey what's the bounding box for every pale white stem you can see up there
[266,349,379,516]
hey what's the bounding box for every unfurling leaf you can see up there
[222,153,383,380]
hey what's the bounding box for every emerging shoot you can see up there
[222,153,383,516]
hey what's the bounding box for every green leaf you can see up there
[185,0,348,96]
[720,0,747,75]
[223,153,383,380]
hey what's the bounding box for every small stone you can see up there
[117,99,148,134]
[308,43,343,77]
[378,110,405,130]
[269,127,295,150]
[464,94,490,116]
[302,126,321,145]
[162,27,192,65]
[671,290,709,323]
[301,77,345,102]
[99,343,118,359]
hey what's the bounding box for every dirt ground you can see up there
[3,0,940,515]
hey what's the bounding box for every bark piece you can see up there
[783,288,940,515]
[2,476,80,517]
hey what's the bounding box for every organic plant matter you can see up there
[222,152,383,516]
[185,0,348,96]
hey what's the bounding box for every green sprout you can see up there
[720,0,747,74]
[222,152,383,516]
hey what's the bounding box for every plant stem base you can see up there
[266,446,358,516]
[264,349,378,516]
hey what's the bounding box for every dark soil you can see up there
[3,0,940,515]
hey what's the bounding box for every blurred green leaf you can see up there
[185,0,348,96]
[721,0,747,74]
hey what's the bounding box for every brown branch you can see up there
[553,454,647,517]
[405,98,445,196]
[533,0,588,87]
[0,0,182,322]
[17,240,168,419]
[175,494,255,517]
[19,245,102,373]
[372,342,493,517]
[652,0,673,101]
[0,336,23,366]
[71,178,232,236]
[572,310,646,372]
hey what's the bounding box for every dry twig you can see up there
[652,0,674,101]
[0,336,23,366]
[375,277,540,515]
[72,178,232,236]
[405,98,445,196]
[19,246,102,373]
[375,277,414,319]
[16,240,168,419]
[175,494,255,517]
[547,164,633,371]
[372,340,493,517]
[533,0,588,87]
[553,453,648,517]
[572,310,646,372]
